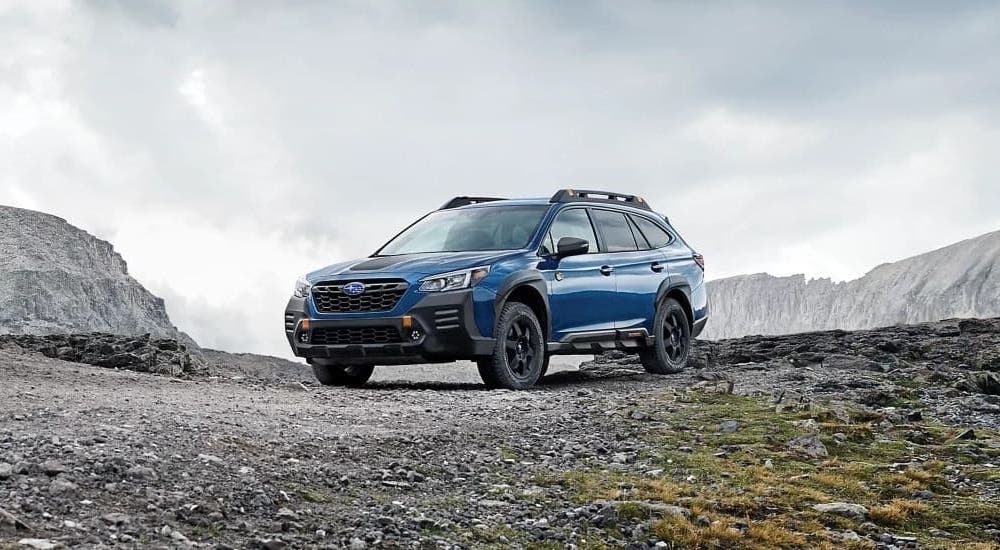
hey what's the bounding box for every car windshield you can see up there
[377,205,549,255]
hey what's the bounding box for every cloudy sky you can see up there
[2,1,999,357]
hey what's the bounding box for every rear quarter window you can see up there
[631,215,673,249]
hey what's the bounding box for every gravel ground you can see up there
[2,318,998,548]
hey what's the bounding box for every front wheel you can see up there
[639,297,691,374]
[311,360,375,387]
[477,302,546,389]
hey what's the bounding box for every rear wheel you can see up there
[639,297,690,374]
[477,302,545,389]
[311,360,375,387]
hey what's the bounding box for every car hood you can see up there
[307,250,522,281]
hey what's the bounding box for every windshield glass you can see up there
[377,205,549,255]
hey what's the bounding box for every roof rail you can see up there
[549,189,652,211]
[439,196,505,210]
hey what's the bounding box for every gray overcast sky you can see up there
[2,1,999,357]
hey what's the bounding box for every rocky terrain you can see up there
[703,229,1000,339]
[0,205,183,340]
[2,318,999,549]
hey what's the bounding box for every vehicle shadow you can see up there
[359,368,649,392]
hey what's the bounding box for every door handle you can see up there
[599,265,614,276]
[650,262,665,273]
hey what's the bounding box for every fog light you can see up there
[300,332,310,343]
[410,329,422,341]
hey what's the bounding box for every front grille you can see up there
[311,280,408,313]
[310,327,402,346]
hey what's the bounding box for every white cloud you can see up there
[1,1,999,357]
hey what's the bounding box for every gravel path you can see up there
[2,318,998,548]
[1,348,700,548]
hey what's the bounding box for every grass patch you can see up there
[298,487,329,503]
[547,391,1000,549]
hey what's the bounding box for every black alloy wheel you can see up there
[639,297,690,375]
[477,302,545,389]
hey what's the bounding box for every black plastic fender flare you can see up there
[494,270,552,339]
[655,278,695,329]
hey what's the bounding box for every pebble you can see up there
[48,479,78,494]
[787,435,829,458]
[101,512,131,525]
[812,502,868,519]
[39,461,66,476]
[17,539,57,550]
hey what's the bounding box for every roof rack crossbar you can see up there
[439,196,505,210]
[549,189,652,211]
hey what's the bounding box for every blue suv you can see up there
[285,189,708,389]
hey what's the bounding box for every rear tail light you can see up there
[693,253,705,270]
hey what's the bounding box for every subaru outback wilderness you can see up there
[285,189,708,389]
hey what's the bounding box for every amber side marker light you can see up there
[402,316,413,329]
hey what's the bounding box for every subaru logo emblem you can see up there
[343,282,366,296]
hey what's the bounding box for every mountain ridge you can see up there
[0,204,187,341]
[702,228,1000,339]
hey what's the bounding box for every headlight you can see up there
[418,266,491,292]
[293,276,312,298]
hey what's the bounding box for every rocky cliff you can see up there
[703,229,1000,339]
[0,205,182,339]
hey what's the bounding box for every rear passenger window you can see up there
[545,209,598,254]
[590,210,638,252]
[631,216,673,248]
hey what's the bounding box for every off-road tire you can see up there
[476,302,545,390]
[479,354,550,388]
[311,361,375,387]
[639,297,690,374]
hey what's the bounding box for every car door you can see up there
[589,208,668,334]
[538,207,618,340]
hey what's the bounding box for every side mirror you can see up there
[556,237,589,258]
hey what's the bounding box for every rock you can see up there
[841,530,861,541]
[592,500,690,520]
[0,462,12,479]
[197,454,224,464]
[1,508,32,535]
[695,515,711,527]
[956,428,976,440]
[787,435,828,458]
[275,508,297,519]
[812,502,868,519]
[958,372,1000,395]
[17,539,57,550]
[913,490,935,500]
[720,420,739,433]
[611,453,633,464]
[39,460,66,476]
[349,537,367,550]
[48,479,78,495]
[126,465,157,480]
[101,512,131,525]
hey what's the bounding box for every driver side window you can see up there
[542,208,599,255]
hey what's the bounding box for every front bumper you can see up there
[284,289,495,365]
